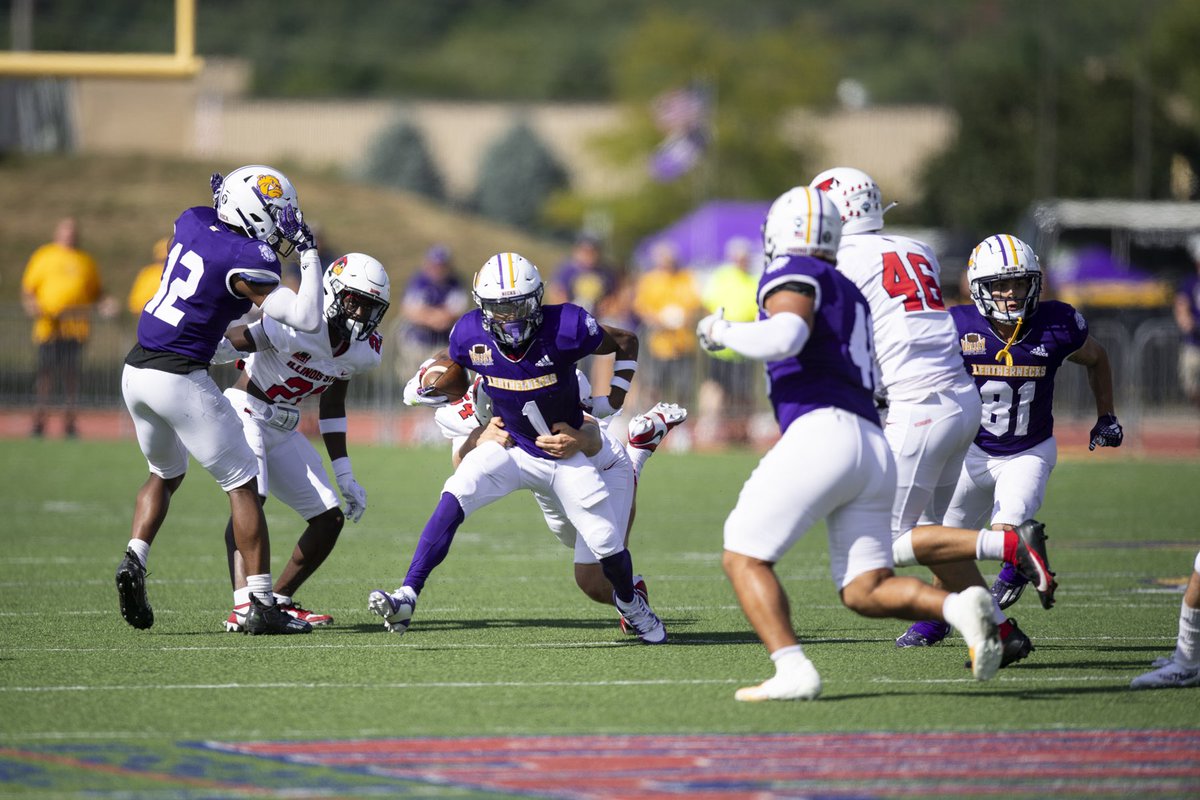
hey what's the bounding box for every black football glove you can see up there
[1088,413,1123,451]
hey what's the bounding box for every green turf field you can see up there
[1,438,1197,797]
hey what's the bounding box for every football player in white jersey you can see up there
[811,168,1054,663]
[1132,550,1200,689]
[428,368,686,631]
[213,253,390,631]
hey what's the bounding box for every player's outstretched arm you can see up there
[697,285,814,360]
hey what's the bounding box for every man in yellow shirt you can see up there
[21,217,110,438]
[700,237,761,444]
[632,242,703,409]
[127,237,170,317]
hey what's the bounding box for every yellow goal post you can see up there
[0,0,202,79]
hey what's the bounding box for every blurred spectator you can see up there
[127,237,170,317]
[698,237,761,444]
[632,241,703,408]
[397,244,468,380]
[1174,236,1200,415]
[548,232,619,318]
[20,217,116,438]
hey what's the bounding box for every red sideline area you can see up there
[3,406,1199,458]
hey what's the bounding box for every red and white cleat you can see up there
[627,403,688,451]
[278,600,333,627]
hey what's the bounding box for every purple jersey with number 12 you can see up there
[950,300,1088,456]
[136,206,282,362]
[758,254,880,433]
[448,303,603,460]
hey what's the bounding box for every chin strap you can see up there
[994,317,1024,367]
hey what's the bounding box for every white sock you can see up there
[1176,603,1200,668]
[769,644,807,673]
[274,593,292,606]
[246,574,274,605]
[976,529,1006,561]
[232,586,252,608]
[941,592,959,627]
[992,597,1007,625]
[126,539,150,570]
[626,445,652,477]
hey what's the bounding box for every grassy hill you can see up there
[0,154,571,300]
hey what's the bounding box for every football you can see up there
[420,356,470,399]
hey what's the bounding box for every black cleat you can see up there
[1012,519,1056,609]
[243,593,312,635]
[999,618,1034,667]
[115,548,154,629]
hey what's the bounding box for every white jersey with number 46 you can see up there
[835,233,971,402]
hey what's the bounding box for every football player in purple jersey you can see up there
[911,235,1120,622]
[115,165,324,635]
[695,187,1002,701]
[370,252,668,644]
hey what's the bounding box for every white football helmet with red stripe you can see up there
[966,234,1042,323]
[762,186,842,263]
[809,166,888,236]
[473,252,545,349]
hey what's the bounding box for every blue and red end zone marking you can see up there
[4,731,1198,798]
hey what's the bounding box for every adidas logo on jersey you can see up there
[1030,344,1049,357]
[535,355,555,367]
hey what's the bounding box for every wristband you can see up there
[331,456,352,478]
[610,376,632,392]
[613,360,638,373]
[318,417,348,434]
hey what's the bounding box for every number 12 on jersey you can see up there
[882,251,945,312]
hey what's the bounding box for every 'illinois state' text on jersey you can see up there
[950,300,1089,456]
[135,207,282,364]
[448,303,603,459]
[759,254,879,433]
[244,316,383,406]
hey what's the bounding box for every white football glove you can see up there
[588,395,618,419]
[696,307,731,352]
[332,457,367,522]
[212,336,248,365]
[402,358,450,407]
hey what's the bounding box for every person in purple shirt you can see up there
[936,234,1121,611]
[695,187,1002,701]
[115,165,323,636]
[397,244,467,380]
[1173,237,1200,415]
[371,252,667,644]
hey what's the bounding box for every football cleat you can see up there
[627,402,688,451]
[735,659,822,702]
[1151,655,1175,669]
[242,593,311,635]
[368,586,418,634]
[990,562,1029,610]
[1130,658,1200,689]
[619,575,649,635]
[1009,519,1056,609]
[942,586,1002,681]
[115,548,154,630]
[965,618,1035,670]
[278,600,332,627]
[613,590,667,644]
[224,602,250,632]
[895,620,950,648]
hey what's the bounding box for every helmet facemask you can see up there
[478,287,544,351]
[971,273,1042,324]
[966,235,1042,324]
[326,281,390,341]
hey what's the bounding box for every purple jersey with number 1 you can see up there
[950,300,1088,456]
[448,302,604,460]
[758,254,880,433]
[136,206,282,363]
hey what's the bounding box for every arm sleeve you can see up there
[257,250,323,332]
[720,312,810,361]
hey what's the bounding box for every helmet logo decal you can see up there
[256,175,284,199]
[331,256,347,276]
[815,177,837,192]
